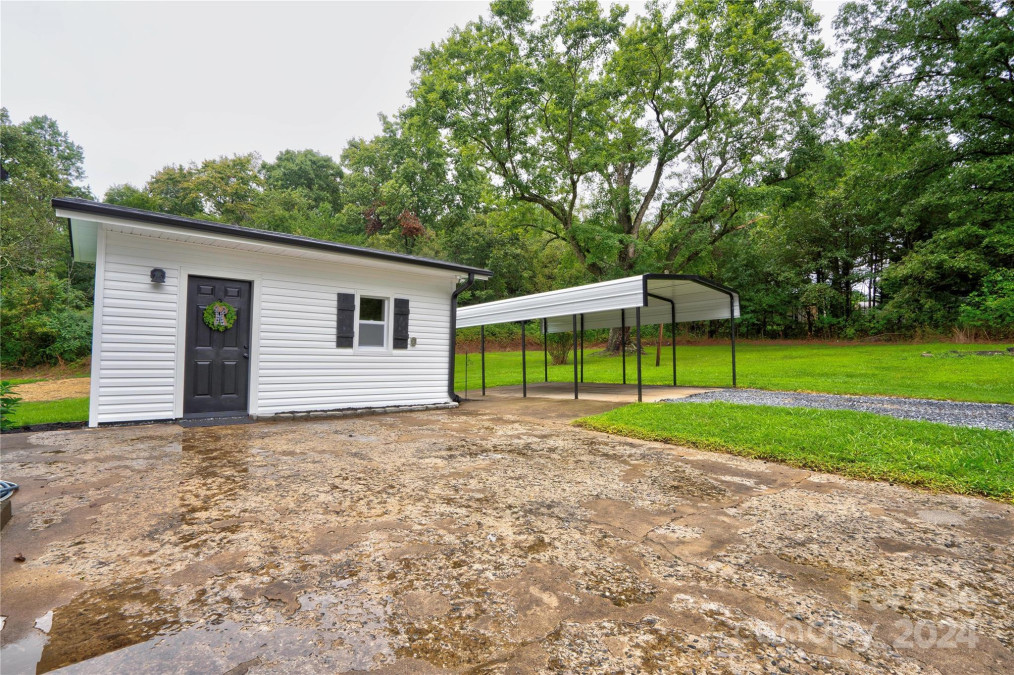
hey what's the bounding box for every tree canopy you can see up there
[3,0,1012,372]
[411,0,825,280]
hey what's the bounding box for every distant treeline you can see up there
[2,0,1011,368]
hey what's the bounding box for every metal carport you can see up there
[456,274,740,402]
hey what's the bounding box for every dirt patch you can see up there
[12,377,90,402]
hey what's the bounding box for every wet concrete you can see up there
[0,401,1011,674]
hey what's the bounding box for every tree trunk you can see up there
[603,327,630,354]
[655,324,663,367]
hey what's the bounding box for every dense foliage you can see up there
[2,0,1011,370]
[1,108,95,367]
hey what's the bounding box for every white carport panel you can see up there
[460,275,739,333]
[545,280,738,332]
[456,276,646,328]
[647,278,740,321]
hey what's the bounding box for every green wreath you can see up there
[203,301,237,331]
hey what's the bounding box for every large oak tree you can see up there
[411,0,824,281]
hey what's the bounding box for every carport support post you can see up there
[636,307,643,402]
[579,314,584,383]
[480,325,486,396]
[543,319,548,382]
[671,303,677,387]
[729,296,737,388]
[572,314,578,399]
[521,320,527,398]
[621,309,627,385]
[647,292,677,387]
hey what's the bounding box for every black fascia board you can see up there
[52,197,493,277]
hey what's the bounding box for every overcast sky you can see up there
[2,0,844,198]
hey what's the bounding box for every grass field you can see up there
[8,397,89,428]
[577,402,1014,501]
[2,377,44,386]
[456,342,1013,403]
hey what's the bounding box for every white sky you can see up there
[1,0,844,198]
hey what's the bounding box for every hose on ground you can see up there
[0,480,19,502]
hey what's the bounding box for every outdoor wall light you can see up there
[150,268,166,284]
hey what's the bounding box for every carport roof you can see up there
[457,274,739,332]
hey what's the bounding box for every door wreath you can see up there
[203,301,237,331]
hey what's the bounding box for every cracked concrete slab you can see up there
[0,398,1011,674]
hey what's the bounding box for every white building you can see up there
[54,198,490,427]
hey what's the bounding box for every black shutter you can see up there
[393,298,410,349]
[336,293,355,348]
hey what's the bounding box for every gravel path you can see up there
[671,389,1014,431]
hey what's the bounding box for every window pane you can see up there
[360,297,384,321]
[359,322,386,347]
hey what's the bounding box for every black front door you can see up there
[184,276,252,417]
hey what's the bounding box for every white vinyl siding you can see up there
[91,227,455,425]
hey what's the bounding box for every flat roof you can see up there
[457,274,740,331]
[52,197,492,277]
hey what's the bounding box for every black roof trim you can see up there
[52,197,493,277]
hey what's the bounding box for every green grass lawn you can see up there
[576,402,1014,502]
[456,342,1014,403]
[8,397,89,428]
[2,377,43,386]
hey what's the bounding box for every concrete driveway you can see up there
[1,399,1012,674]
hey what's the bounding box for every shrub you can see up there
[0,381,21,431]
[959,269,1014,338]
[1,272,93,367]
[546,332,572,365]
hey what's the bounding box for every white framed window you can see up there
[357,296,388,348]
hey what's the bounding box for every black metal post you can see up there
[480,325,486,396]
[572,315,579,398]
[448,273,475,403]
[730,297,737,387]
[636,307,643,402]
[543,319,548,382]
[580,314,584,383]
[671,303,677,387]
[621,309,627,385]
[647,293,678,388]
[521,320,528,397]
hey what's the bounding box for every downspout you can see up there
[448,273,476,403]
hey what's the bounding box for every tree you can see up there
[339,114,486,253]
[262,149,344,213]
[134,164,204,217]
[959,269,1014,338]
[1,109,94,367]
[187,154,265,224]
[107,153,266,224]
[411,0,824,281]
[1,108,91,278]
[103,183,162,211]
[0,109,86,185]
[833,0,1014,331]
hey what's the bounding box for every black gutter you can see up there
[67,219,75,260]
[52,197,492,277]
[449,273,476,403]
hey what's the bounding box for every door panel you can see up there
[184,276,252,416]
